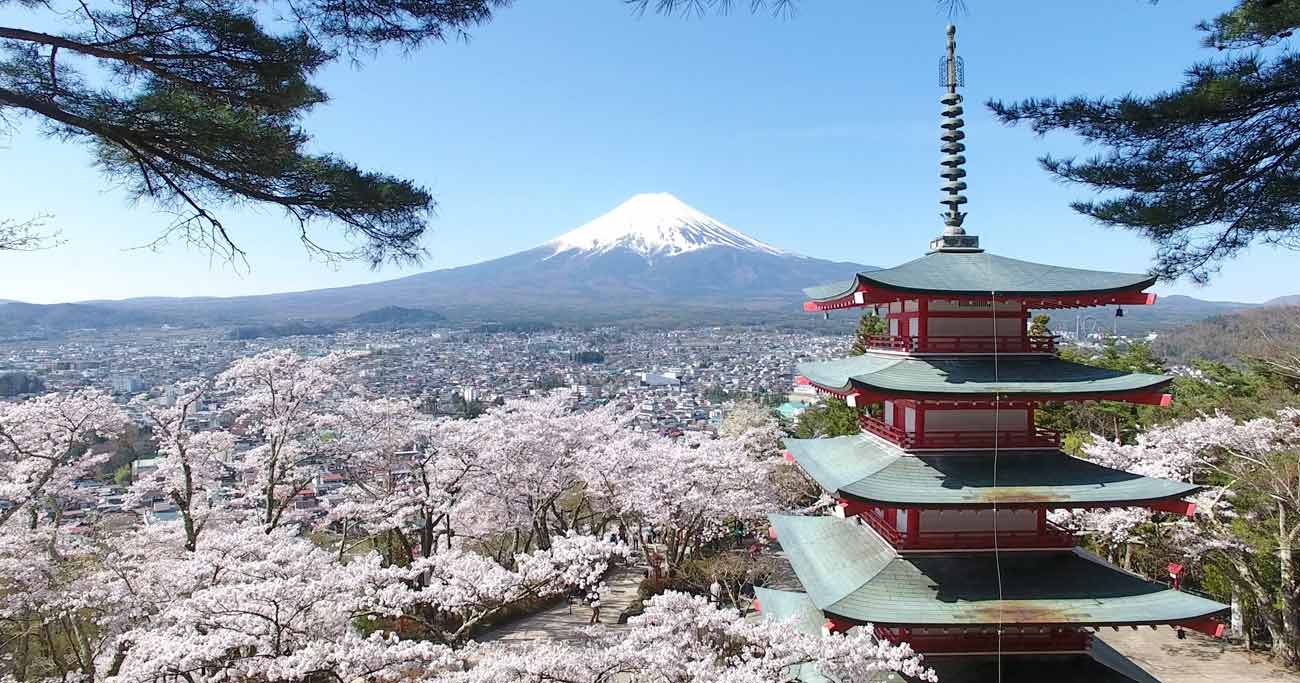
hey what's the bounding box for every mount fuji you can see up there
[45,193,877,327]
[545,193,787,260]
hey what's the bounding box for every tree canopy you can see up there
[0,0,507,264]
[990,0,1300,282]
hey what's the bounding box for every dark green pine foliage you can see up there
[1029,314,1051,337]
[0,0,507,264]
[847,311,886,356]
[990,0,1300,282]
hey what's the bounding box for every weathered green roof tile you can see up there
[771,514,1226,628]
[754,587,825,637]
[784,435,1199,506]
[753,588,906,683]
[796,354,1171,397]
[767,514,895,608]
[804,251,1156,301]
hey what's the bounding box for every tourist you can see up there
[587,587,602,625]
[709,577,722,605]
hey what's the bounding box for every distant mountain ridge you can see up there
[46,193,878,327]
[0,193,1294,335]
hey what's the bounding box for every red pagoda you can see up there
[755,25,1228,683]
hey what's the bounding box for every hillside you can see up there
[0,302,164,337]
[1154,305,1300,365]
[351,306,447,325]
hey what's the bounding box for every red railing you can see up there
[910,426,1062,450]
[904,522,1076,551]
[859,415,1061,450]
[876,627,1091,653]
[860,414,912,445]
[864,335,1056,354]
[859,510,903,545]
[860,511,1076,551]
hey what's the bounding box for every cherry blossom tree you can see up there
[321,395,468,563]
[101,522,467,683]
[0,390,130,680]
[216,350,354,532]
[0,389,127,528]
[586,431,774,565]
[719,400,784,459]
[128,382,235,550]
[1068,409,1300,662]
[467,394,627,553]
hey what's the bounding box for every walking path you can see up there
[479,564,644,643]
[1102,629,1300,682]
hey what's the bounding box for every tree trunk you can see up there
[1278,503,1299,665]
[1232,588,1245,640]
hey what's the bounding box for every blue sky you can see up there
[3,0,1294,304]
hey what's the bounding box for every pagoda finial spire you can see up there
[931,24,982,253]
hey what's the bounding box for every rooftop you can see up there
[785,435,1199,507]
[796,353,1171,399]
[804,251,1156,302]
[769,514,1227,628]
[754,587,1161,683]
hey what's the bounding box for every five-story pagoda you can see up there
[756,25,1228,683]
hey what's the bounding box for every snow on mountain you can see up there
[546,192,787,259]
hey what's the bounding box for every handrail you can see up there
[859,509,1076,551]
[859,414,914,447]
[911,426,1061,450]
[858,415,1061,450]
[864,335,1056,354]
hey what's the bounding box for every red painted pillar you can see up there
[915,403,927,448]
[918,297,929,350]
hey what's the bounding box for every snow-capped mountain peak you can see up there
[546,193,787,258]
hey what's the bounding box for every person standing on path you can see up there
[709,577,722,605]
[587,586,602,625]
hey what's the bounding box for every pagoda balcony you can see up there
[860,414,1062,450]
[863,334,1056,354]
[872,626,1091,654]
[860,512,1077,551]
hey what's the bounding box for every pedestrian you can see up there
[648,550,663,584]
[587,587,602,625]
[566,584,579,615]
[709,576,722,605]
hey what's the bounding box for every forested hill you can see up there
[1154,305,1300,365]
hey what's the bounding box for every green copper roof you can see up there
[754,589,1160,683]
[803,251,1156,301]
[924,641,1161,683]
[754,587,826,637]
[753,588,907,683]
[796,354,1171,397]
[769,514,1226,628]
[785,435,1199,507]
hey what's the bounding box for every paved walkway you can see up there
[480,564,644,643]
[1102,629,1300,682]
